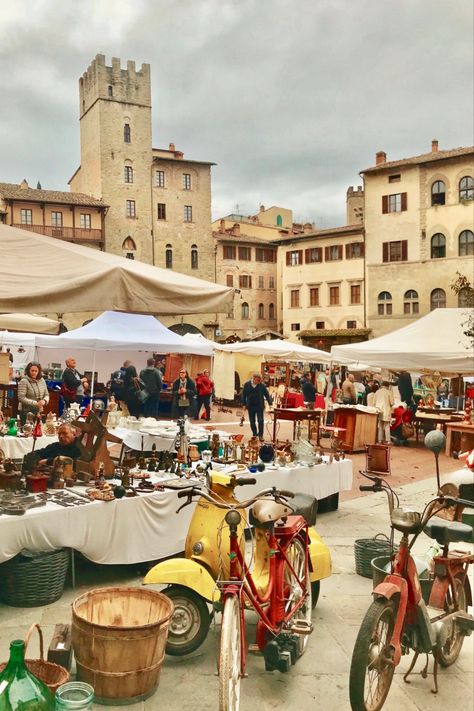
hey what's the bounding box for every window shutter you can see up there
[298,250,303,264]
[382,242,389,262]
[382,195,388,214]
[286,251,291,266]
[249,276,252,289]
[305,248,310,263]
[401,240,408,261]
[345,244,351,259]
[401,192,407,211]
[324,246,330,261]
[360,242,365,257]
[338,245,343,260]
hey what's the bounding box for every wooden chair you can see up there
[364,443,391,476]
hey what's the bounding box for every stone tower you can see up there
[346,185,364,225]
[70,54,153,262]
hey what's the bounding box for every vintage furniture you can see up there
[364,443,391,476]
[414,411,464,441]
[333,406,377,453]
[272,407,323,444]
[0,383,18,418]
[73,412,123,477]
[445,422,474,457]
[261,362,290,388]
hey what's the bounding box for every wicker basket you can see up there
[354,533,395,578]
[0,623,69,694]
[0,548,69,607]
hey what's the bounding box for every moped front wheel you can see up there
[435,572,469,667]
[349,599,396,711]
[164,585,211,656]
[219,595,242,711]
[284,538,312,657]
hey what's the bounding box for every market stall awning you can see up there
[0,224,234,315]
[0,313,60,334]
[215,338,331,363]
[331,309,474,374]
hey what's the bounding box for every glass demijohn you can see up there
[0,639,53,711]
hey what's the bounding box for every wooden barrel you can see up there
[72,586,173,705]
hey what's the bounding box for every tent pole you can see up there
[90,350,96,398]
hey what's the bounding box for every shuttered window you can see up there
[382,240,408,262]
[325,245,343,261]
[346,242,364,259]
[305,247,322,263]
[382,193,407,213]
[286,250,303,266]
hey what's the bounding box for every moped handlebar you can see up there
[441,495,474,510]
[177,486,200,499]
[235,477,257,486]
[360,485,380,492]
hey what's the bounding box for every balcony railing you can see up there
[13,223,104,244]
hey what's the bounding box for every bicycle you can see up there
[349,472,474,711]
[174,481,315,711]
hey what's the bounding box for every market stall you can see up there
[0,459,353,565]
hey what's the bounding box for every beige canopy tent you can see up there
[0,224,233,314]
[0,313,60,334]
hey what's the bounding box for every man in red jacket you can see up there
[196,369,214,421]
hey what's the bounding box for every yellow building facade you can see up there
[363,142,474,336]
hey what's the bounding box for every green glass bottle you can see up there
[0,640,53,711]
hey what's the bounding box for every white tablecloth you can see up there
[0,435,58,459]
[0,459,352,565]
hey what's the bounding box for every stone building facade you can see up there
[69,54,216,335]
[213,221,279,341]
[362,141,474,337]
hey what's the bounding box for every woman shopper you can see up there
[122,364,142,418]
[195,369,214,420]
[172,369,197,419]
[18,361,49,424]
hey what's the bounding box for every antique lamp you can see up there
[424,428,446,490]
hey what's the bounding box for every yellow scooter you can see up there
[143,470,332,656]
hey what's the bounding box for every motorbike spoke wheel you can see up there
[164,585,211,656]
[284,537,312,657]
[435,573,469,667]
[219,595,242,711]
[349,599,396,711]
[311,580,321,609]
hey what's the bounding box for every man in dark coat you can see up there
[140,358,163,418]
[301,372,317,408]
[241,373,273,441]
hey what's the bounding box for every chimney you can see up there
[431,139,439,153]
[169,142,175,152]
[232,223,240,236]
[303,223,314,234]
[375,151,387,166]
[20,179,29,189]
[175,151,184,160]
[219,219,225,233]
[259,204,265,213]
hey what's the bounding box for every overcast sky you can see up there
[1,0,472,227]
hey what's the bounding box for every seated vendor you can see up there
[34,423,82,465]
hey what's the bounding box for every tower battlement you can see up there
[79,54,151,116]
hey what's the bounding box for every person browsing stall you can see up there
[196,368,214,421]
[17,361,49,424]
[139,358,163,418]
[301,372,317,408]
[172,369,197,418]
[62,357,88,406]
[241,373,273,441]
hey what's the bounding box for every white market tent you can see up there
[213,339,331,400]
[331,309,474,374]
[0,224,233,315]
[0,313,60,334]
[35,311,213,383]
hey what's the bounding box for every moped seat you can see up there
[250,499,293,527]
[424,516,473,545]
[287,493,318,527]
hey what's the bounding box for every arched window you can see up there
[124,123,131,143]
[241,302,249,319]
[107,85,113,97]
[458,287,472,307]
[430,288,446,310]
[165,244,173,269]
[191,244,198,269]
[122,236,136,251]
[403,289,419,315]
[124,164,133,184]
[269,303,275,320]
[459,176,474,201]
[258,303,264,319]
[377,291,392,316]
[276,214,283,227]
[459,230,474,256]
[431,180,446,206]
[431,233,446,259]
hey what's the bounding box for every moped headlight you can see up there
[391,507,421,533]
[192,541,204,555]
[225,509,242,526]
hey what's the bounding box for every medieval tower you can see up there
[69,54,217,334]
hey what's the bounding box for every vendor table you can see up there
[414,411,463,442]
[0,458,352,565]
[333,405,377,453]
[0,435,57,459]
[445,422,474,457]
[272,408,323,444]
[284,392,326,410]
